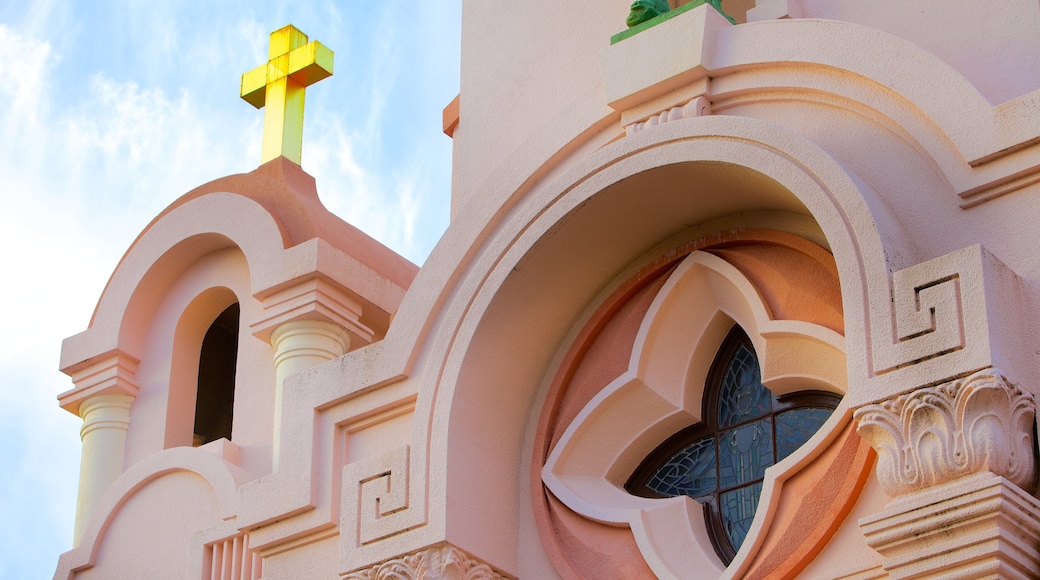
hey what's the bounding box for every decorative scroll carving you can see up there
[854,368,1036,497]
[342,543,508,580]
[625,96,711,136]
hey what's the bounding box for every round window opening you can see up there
[626,325,840,563]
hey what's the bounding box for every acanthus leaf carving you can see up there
[854,367,1036,497]
[342,543,508,580]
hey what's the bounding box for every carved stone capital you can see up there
[342,543,509,580]
[58,352,140,417]
[854,367,1037,497]
[250,275,374,347]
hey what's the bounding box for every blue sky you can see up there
[0,2,461,577]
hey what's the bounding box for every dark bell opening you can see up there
[192,303,239,446]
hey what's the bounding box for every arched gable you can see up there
[53,446,249,579]
[55,160,418,562]
[59,159,416,416]
[62,161,414,378]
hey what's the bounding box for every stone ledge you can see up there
[861,472,1040,580]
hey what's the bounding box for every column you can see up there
[73,394,135,544]
[270,319,349,468]
[854,368,1040,579]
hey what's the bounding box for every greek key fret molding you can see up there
[344,445,415,545]
[860,244,1029,406]
[874,260,966,375]
[340,445,429,573]
[854,367,1037,498]
[342,543,509,580]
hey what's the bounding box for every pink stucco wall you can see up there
[56,1,1040,578]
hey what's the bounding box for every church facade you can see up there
[53,1,1040,578]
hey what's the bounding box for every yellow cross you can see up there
[241,25,334,166]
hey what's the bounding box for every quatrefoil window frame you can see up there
[541,250,849,578]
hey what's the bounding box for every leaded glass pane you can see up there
[626,326,843,566]
[718,418,773,488]
[720,482,763,552]
[717,345,771,428]
[776,407,834,460]
[646,437,716,499]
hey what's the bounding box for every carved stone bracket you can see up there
[58,351,141,416]
[341,543,509,580]
[854,367,1037,498]
[251,276,374,347]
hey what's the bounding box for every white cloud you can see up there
[0,29,261,364]
[0,24,56,176]
[61,73,251,213]
[307,114,426,262]
[0,21,258,579]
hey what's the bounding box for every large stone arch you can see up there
[421,115,900,574]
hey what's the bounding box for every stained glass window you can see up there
[626,326,840,564]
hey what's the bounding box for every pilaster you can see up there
[73,393,135,545]
[251,275,367,470]
[267,319,349,469]
[57,352,140,546]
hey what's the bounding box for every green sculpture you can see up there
[627,0,671,28]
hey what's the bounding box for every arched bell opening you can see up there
[165,285,242,450]
[193,303,241,447]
